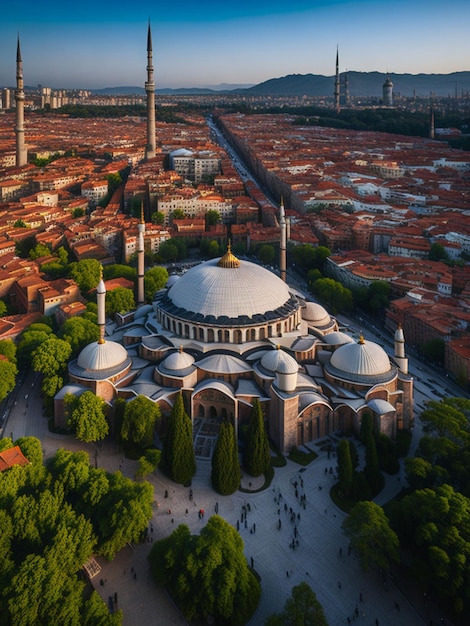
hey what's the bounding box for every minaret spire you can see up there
[15,35,27,167]
[279,196,287,282]
[97,267,106,344]
[334,45,340,114]
[137,202,145,305]
[145,21,156,160]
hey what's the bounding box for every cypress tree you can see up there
[364,433,381,495]
[212,420,241,495]
[161,393,196,484]
[244,398,270,477]
[337,438,353,496]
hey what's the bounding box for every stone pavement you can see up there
[88,440,429,626]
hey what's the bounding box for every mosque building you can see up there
[53,25,413,455]
[55,243,413,456]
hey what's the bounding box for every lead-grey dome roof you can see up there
[167,257,292,319]
[329,338,391,377]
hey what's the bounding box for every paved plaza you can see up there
[5,372,447,625]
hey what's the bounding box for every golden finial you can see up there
[217,240,240,268]
[358,333,365,345]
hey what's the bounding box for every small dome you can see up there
[77,340,129,372]
[261,347,298,375]
[302,302,330,325]
[329,337,390,377]
[163,349,195,372]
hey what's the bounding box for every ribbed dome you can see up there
[302,302,331,325]
[261,347,298,375]
[166,274,180,288]
[167,258,291,318]
[329,337,390,377]
[77,340,129,371]
[163,349,195,371]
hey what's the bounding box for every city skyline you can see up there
[0,0,469,90]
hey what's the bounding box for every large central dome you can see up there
[167,257,292,319]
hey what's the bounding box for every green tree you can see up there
[205,209,220,227]
[32,337,72,399]
[364,433,382,495]
[105,287,135,316]
[368,280,391,314]
[211,420,241,495]
[342,501,399,572]
[145,266,169,302]
[0,299,7,316]
[0,360,17,403]
[265,582,328,626]
[158,241,179,262]
[395,484,470,611]
[103,264,136,282]
[14,219,27,228]
[136,449,161,479]
[311,277,353,314]
[151,210,165,225]
[337,438,353,497]
[160,393,196,485]
[17,324,53,368]
[170,208,185,222]
[121,395,160,449]
[244,398,271,477]
[429,242,449,262]
[66,391,109,443]
[258,244,275,266]
[59,316,100,356]
[70,258,102,293]
[148,516,260,625]
[29,242,51,260]
[72,207,85,218]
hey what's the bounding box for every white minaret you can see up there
[279,197,287,282]
[97,269,106,344]
[15,35,27,167]
[393,323,408,374]
[137,204,145,305]
[145,22,156,160]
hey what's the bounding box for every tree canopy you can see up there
[66,391,109,443]
[211,420,241,495]
[121,395,160,449]
[342,501,399,572]
[70,258,102,293]
[144,266,169,302]
[105,287,135,316]
[148,515,260,625]
[58,316,100,357]
[265,582,328,626]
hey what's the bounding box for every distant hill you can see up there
[244,71,470,98]
[91,72,470,98]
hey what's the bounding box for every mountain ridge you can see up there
[90,71,470,98]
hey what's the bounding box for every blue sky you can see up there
[0,1,468,89]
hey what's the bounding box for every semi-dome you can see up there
[167,256,292,319]
[302,302,331,325]
[77,340,129,372]
[329,336,391,377]
[261,347,298,375]
[322,331,354,345]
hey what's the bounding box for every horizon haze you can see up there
[0,1,469,90]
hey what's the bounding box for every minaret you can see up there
[145,22,156,160]
[383,75,393,107]
[15,35,27,167]
[279,197,287,282]
[334,46,340,113]
[97,268,106,344]
[393,323,408,374]
[429,106,435,140]
[137,203,145,305]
